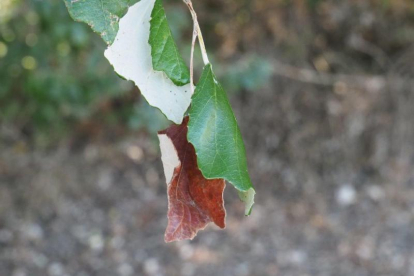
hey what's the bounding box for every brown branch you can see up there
[271,60,414,91]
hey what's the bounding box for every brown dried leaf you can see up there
[158,117,226,243]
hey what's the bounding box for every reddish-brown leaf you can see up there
[158,117,226,243]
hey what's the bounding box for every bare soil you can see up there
[1,72,414,276]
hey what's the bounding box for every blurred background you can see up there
[1,0,414,275]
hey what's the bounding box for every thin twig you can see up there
[183,0,210,65]
[271,60,388,91]
[189,23,197,94]
[271,60,414,93]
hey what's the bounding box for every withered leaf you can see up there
[158,117,226,243]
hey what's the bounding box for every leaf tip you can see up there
[238,188,256,216]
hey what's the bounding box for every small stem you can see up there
[193,22,209,65]
[189,23,197,94]
[183,0,210,65]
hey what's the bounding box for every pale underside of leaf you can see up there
[158,134,180,183]
[187,64,255,215]
[158,118,226,242]
[238,188,255,216]
[104,0,192,124]
[149,0,190,86]
[63,0,139,45]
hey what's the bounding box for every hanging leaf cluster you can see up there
[64,0,255,242]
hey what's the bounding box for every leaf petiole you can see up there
[183,0,210,66]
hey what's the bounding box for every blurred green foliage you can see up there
[0,0,168,141]
[2,0,414,144]
[220,56,272,95]
[307,0,321,9]
[0,0,271,144]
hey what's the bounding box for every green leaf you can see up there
[104,0,192,124]
[149,0,190,86]
[187,64,255,215]
[63,0,139,45]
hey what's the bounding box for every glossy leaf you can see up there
[159,117,226,242]
[63,0,139,45]
[187,64,255,215]
[104,0,192,124]
[149,0,190,86]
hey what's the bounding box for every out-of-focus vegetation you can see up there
[0,0,272,145]
[197,0,414,73]
[2,0,414,145]
[0,0,170,144]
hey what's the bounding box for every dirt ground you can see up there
[1,69,414,276]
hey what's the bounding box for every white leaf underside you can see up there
[104,0,192,124]
[158,134,180,185]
